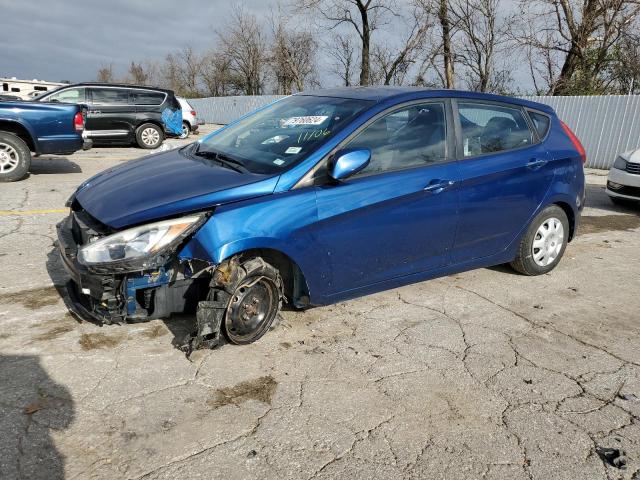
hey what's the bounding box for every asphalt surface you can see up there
[1,132,639,480]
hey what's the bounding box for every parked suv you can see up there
[177,97,203,139]
[58,88,585,350]
[35,83,182,149]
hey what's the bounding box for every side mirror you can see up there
[329,148,371,181]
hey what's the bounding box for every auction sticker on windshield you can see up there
[283,116,328,126]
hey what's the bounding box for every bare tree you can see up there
[201,52,235,96]
[515,0,640,95]
[371,6,432,85]
[415,0,456,88]
[127,61,149,85]
[96,63,114,83]
[298,0,399,86]
[327,33,358,86]
[270,11,318,94]
[218,6,268,95]
[451,0,511,92]
[160,47,204,96]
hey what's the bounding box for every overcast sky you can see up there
[0,0,272,83]
[1,0,531,90]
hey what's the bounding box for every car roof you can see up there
[46,82,175,95]
[297,86,554,114]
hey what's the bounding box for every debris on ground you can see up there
[596,446,627,469]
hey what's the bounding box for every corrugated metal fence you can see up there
[189,94,640,169]
[189,95,284,125]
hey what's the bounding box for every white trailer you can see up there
[1,77,66,100]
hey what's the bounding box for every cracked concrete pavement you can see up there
[1,132,639,479]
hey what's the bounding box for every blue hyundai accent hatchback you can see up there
[57,87,586,349]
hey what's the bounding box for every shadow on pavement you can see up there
[0,354,74,480]
[30,157,82,175]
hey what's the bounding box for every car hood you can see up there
[75,148,279,229]
[622,149,640,164]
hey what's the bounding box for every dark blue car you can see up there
[57,87,586,349]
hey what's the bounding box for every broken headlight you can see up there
[78,215,205,266]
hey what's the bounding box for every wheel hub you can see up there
[0,143,19,173]
[226,277,278,343]
[141,128,160,146]
[532,217,564,267]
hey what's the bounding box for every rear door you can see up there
[312,100,460,296]
[451,100,554,263]
[132,89,167,129]
[86,87,134,139]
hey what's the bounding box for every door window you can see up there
[90,88,130,105]
[457,103,532,157]
[347,102,448,177]
[47,88,85,103]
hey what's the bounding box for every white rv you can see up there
[1,77,66,100]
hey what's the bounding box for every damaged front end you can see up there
[56,203,214,331]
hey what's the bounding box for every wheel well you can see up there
[136,121,164,135]
[554,201,576,241]
[231,248,311,307]
[0,121,35,152]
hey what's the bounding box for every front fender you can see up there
[177,188,328,302]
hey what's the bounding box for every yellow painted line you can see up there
[0,208,69,216]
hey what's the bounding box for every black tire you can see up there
[211,256,283,345]
[135,123,164,149]
[179,121,190,139]
[510,205,570,276]
[0,132,31,182]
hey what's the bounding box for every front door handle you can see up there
[527,158,548,169]
[424,180,455,194]
[88,110,101,114]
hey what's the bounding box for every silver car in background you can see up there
[177,97,204,139]
[607,148,640,205]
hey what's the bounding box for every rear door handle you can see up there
[424,180,455,193]
[527,158,548,169]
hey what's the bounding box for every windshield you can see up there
[195,95,373,174]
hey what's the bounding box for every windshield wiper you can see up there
[193,146,248,173]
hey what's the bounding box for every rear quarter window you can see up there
[132,91,166,105]
[527,111,551,139]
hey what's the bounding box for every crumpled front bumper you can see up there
[56,212,207,324]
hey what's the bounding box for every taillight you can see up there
[190,110,197,117]
[74,112,84,132]
[560,120,586,164]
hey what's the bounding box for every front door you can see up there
[313,101,460,296]
[451,101,555,263]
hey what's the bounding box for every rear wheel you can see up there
[0,133,30,182]
[510,205,569,275]
[179,121,190,139]
[135,123,163,149]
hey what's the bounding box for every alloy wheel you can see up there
[0,142,19,173]
[141,127,160,147]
